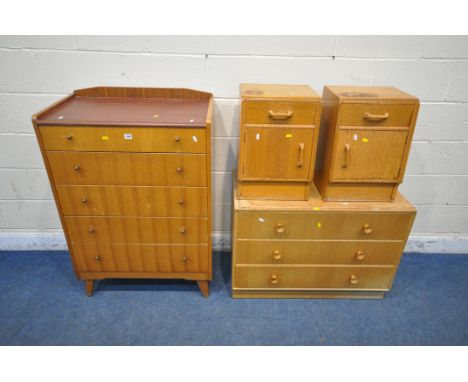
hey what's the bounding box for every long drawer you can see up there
[338,103,415,128]
[47,151,207,186]
[65,216,208,244]
[73,243,209,273]
[57,185,208,217]
[236,211,413,240]
[40,126,207,153]
[235,240,404,266]
[234,265,394,290]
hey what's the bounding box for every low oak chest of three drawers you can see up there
[33,87,213,297]
[232,173,416,299]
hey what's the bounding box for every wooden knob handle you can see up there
[74,164,81,171]
[178,199,184,205]
[176,167,183,173]
[181,256,188,262]
[275,223,285,234]
[81,197,88,204]
[95,256,101,262]
[349,275,359,285]
[174,136,181,142]
[272,250,282,261]
[362,224,373,234]
[66,135,73,140]
[179,227,186,234]
[270,274,279,284]
[355,251,365,260]
[88,227,95,233]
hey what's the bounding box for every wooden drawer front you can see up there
[243,100,317,125]
[73,243,209,273]
[65,216,208,244]
[339,103,415,127]
[330,130,408,182]
[241,126,314,181]
[57,185,208,217]
[47,151,207,187]
[235,266,394,290]
[236,211,413,240]
[235,240,403,266]
[40,126,207,153]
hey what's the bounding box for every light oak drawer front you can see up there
[243,100,317,125]
[47,151,207,187]
[236,211,413,240]
[339,103,415,127]
[235,240,404,266]
[65,216,208,244]
[57,185,208,217]
[73,243,209,273]
[235,266,394,290]
[40,126,207,153]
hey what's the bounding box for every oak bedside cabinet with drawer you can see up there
[232,173,416,299]
[32,87,213,297]
[237,84,322,201]
[315,86,420,202]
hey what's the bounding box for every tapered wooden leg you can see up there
[196,281,209,298]
[85,280,94,297]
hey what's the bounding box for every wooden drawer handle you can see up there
[268,110,293,120]
[364,112,389,122]
[81,197,88,204]
[95,256,101,262]
[66,135,73,141]
[355,251,365,261]
[272,250,282,261]
[74,164,81,172]
[342,143,350,168]
[174,136,181,142]
[275,223,285,234]
[176,167,183,173]
[297,142,305,168]
[179,226,186,234]
[178,199,185,205]
[181,256,188,262]
[349,275,359,285]
[88,227,95,234]
[362,224,373,234]
[270,274,279,285]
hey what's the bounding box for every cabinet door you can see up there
[330,129,408,182]
[241,126,314,181]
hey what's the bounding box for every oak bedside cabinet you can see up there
[32,87,213,297]
[315,86,419,201]
[232,173,416,299]
[237,84,321,201]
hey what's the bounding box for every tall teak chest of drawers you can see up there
[315,86,419,201]
[232,173,416,299]
[33,87,213,297]
[237,84,321,201]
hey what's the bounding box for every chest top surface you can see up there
[325,86,418,103]
[36,87,212,128]
[240,83,320,100]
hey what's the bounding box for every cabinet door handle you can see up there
[297,142,305,167]
[268,110,293,120]
[364,112,389,121]
[342,144,350,168]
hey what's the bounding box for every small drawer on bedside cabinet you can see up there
[40,126,207,153]
[236,211,414,240]
[234,266,395,290]
[235,240,404,266]
[338,103,415,128]
[243,100,318,125]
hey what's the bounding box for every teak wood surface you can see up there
[33,87,213,297]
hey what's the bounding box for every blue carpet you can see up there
[0,251,467,345]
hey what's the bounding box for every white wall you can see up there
[0,36,467,252]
